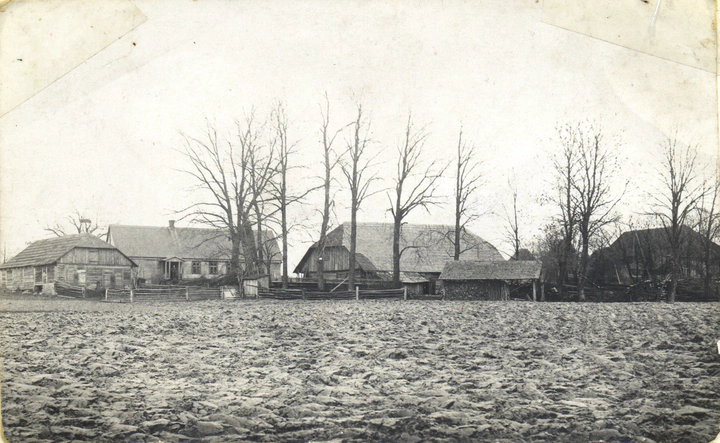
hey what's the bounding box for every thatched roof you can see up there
[440,260,543,281]
[294,222,502,274]
[107,224,280,261]
[0,234,132,269]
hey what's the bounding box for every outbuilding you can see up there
[293,222,503,294]
[0,234,137,294]
[439,260,543,300]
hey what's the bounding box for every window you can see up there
[35,267,43,283]
[191,261,201,274]
[209,261,218,275]
[123,270,132,281]
[88,250,99,264]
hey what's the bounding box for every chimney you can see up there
[169,220,175,229]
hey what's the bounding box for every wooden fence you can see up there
[102,286,223,303]
[258,287,407,301]
[54,281,106,299]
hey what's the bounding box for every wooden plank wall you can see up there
[301,247,350,274]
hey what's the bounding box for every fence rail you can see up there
[100,286,223,303]
[54,281,86,298]
[258,287,406,301]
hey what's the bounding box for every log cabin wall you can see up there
[55,263,133,288]
[2,266,38,291]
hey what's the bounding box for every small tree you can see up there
[649,136,707,302]
[388,114,446,287]
[502,173,521,260]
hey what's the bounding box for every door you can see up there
[170,262,179,282]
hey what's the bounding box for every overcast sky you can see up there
[0,0,717,268]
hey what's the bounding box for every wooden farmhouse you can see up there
[589,226,720,285]
[107,221,281,284]
[293,222,503,294]
[0,234,137,293]
[439,260,544,300]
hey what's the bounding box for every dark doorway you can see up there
[170,262,179,282]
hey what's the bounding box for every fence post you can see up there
[403,286,407,301]
[302,289,306,300]
[130,289,134,303]
[105,288,108,301]
[82,287,86,299]
[186,287,189,301]
[355,286,359,301]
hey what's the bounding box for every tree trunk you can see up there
[281,203,288,289]
[230,231,241,282]
[578,237,588,302]
[240,220,258,276]
[317,247,325,291]
[703,238,712,297]
[668,255,678,303]
[454,169,461,260]
[348,203,357,291]
[393,217,401,287]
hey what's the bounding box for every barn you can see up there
[439,260,544,300]
[293,222,503,294]
[0,234,137,293]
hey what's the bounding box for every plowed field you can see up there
[1,296,718,442]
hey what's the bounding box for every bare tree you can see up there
[178,116,275,292]
[45,209,104,237]
[503,174,521,260]
[315,94,346,291]
[570,123,624,301]
[177,121,243,282]
[452,127,485,260]
[649,136,707,302]
[245,120,278,278]
[268,102,320,288]
[341,103,378,291]
[696,176,720,296]
[388,114,447,287]
[549,123,580,299]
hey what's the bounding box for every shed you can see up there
[439,260,543,300]
[242,274,270,297]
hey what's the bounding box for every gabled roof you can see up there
[596,225,720,263]
[439,260,543,281]
[294,222,503,274]
[107,224,281,261]
[610,226,720,252]
[0,234,126,269]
